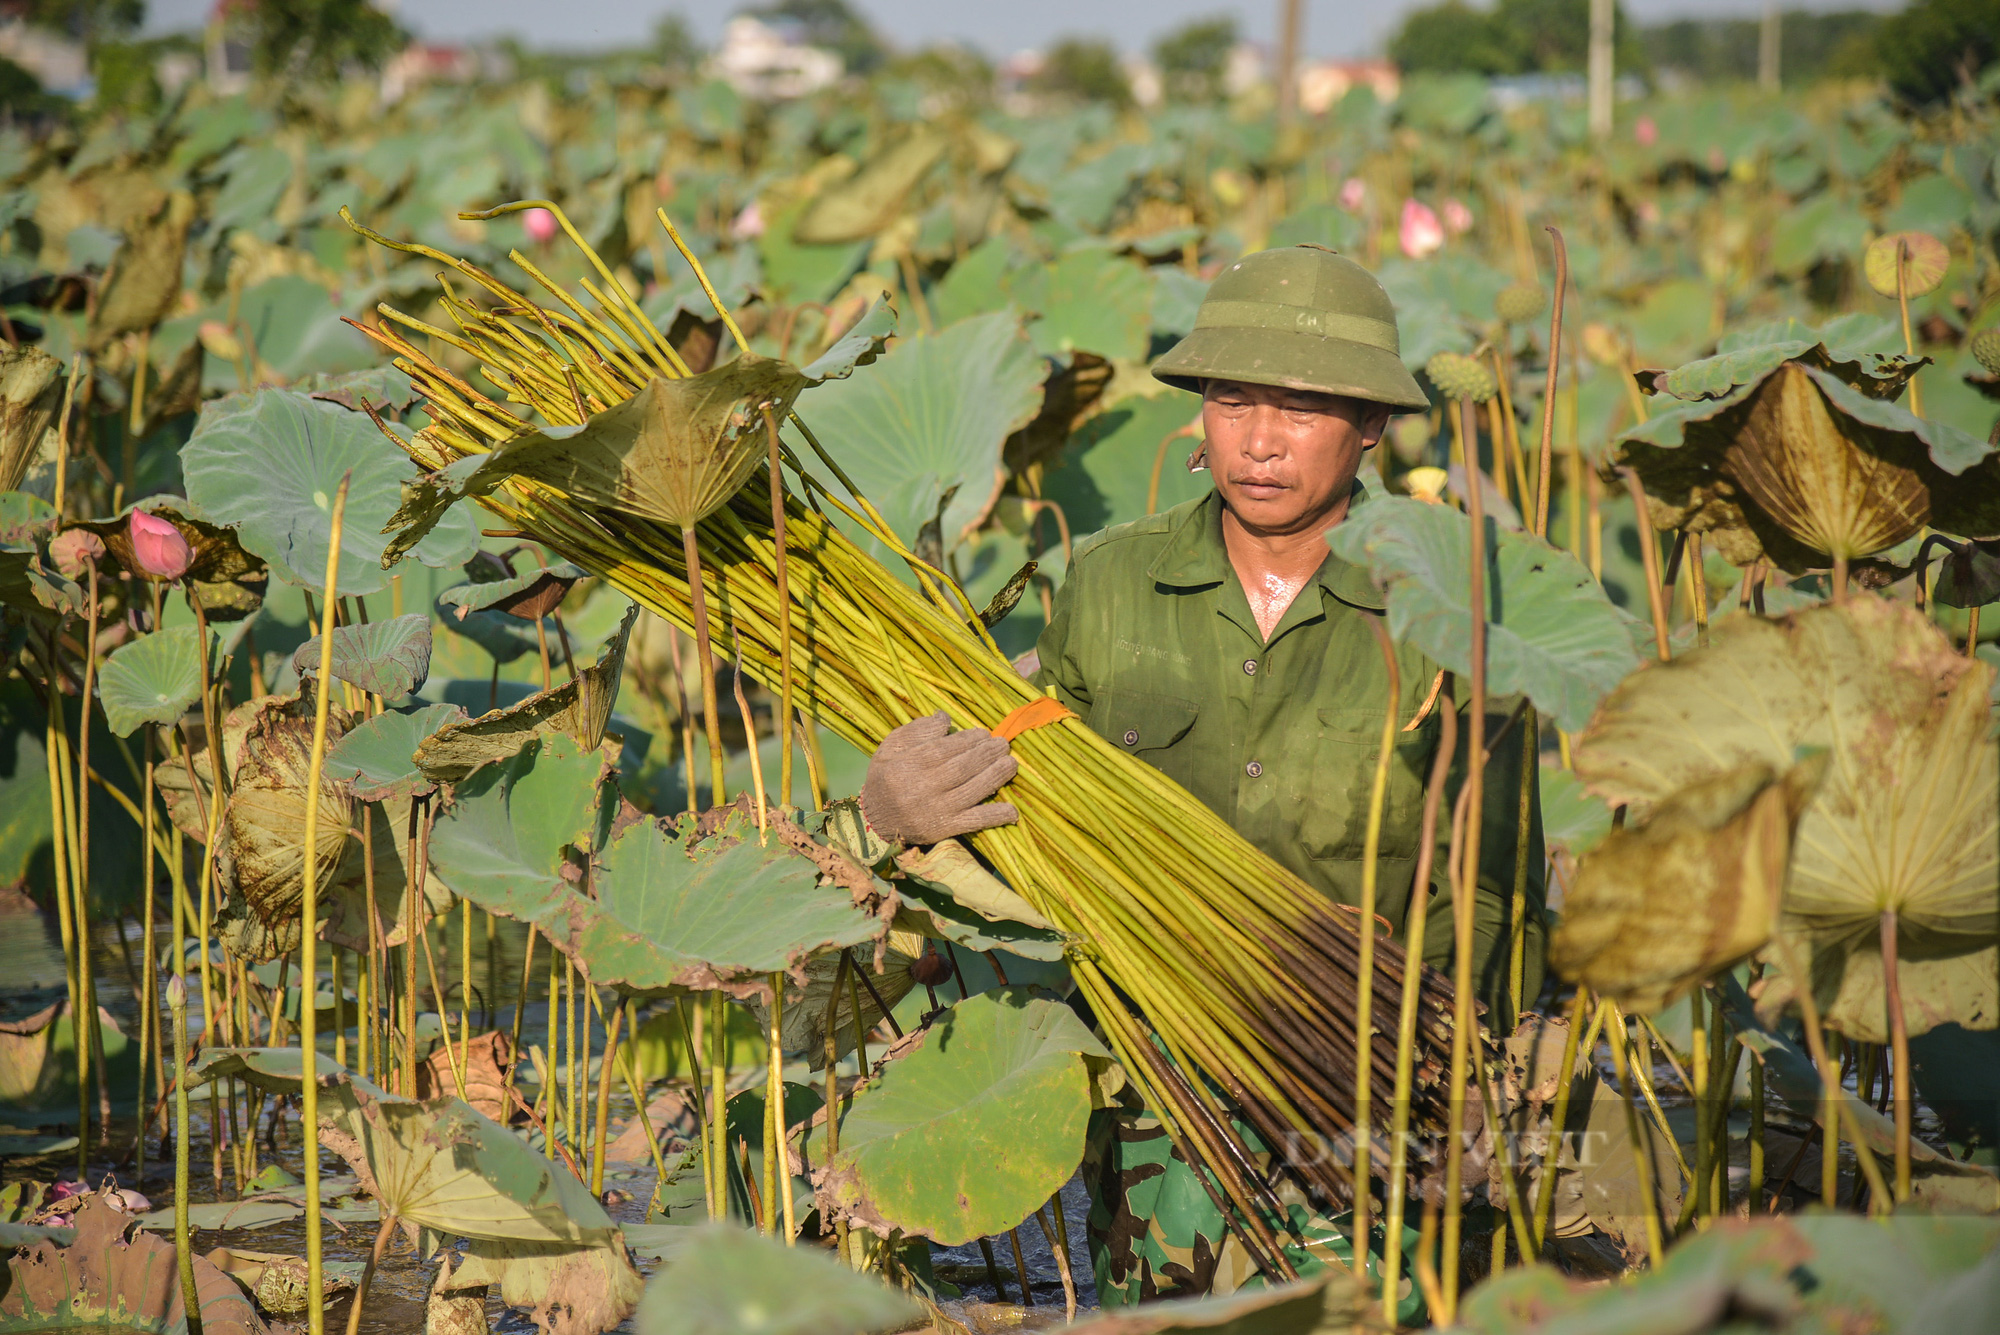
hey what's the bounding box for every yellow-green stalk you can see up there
[299,474,351,1335]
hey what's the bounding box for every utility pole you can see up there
[1276,0,1304,125]
[1758,1,1782,92]
[1587,0,1614,140]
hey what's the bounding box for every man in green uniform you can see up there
[859,245,1545,1307]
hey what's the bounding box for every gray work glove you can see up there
[859,712,1019,848]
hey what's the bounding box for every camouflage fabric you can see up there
[1083,1104,1427,1326]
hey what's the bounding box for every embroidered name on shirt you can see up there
[1116,637,1193,666]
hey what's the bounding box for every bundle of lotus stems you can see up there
[341,202,1459,1274]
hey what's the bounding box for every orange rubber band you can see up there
[992,695,1077,741]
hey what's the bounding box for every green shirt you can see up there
[1031,488,1545,1023]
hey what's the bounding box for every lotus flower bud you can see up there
[48,527,105,578]
[1441,198,1473,236]
[128,509,194,581]
[1635,115,1658,148]
[524,208,559,244]
[166,973,187,1011]
[732,201,765,240]
[1337,177,1367,212]
[1399,199,1444,260]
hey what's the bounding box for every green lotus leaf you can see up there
[97,622,244,737]
[425,733,611,929]
[134,1200,302,1232]
[291,612,433,699]
[1328,496,1646,733]
[1538,762,1613,860]
[436,603,544,665]
[1576,600,1999,1041]
[0,1220,72,1247]
[799,295,896,383]
[296,366,421,415]
[1014,247,1154,362]
[809,988,1113,1246]
[552,808,891,996]
[323,702,467,801]
[790,309,1045,554]
[233,275,378,380]
[439,562,589,621]
[794,128,948,244]
[1044,392,1207,537]
[181,388,478,595]
[755,195,870,306]
[415,602,636,781]
[632,1223,919,1335]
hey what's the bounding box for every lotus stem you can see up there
[1008,1227,1034,1307]
[511,926,537,1082]
[1352,613,1400,1293]
[36,639,82,1174]
[1508,706,1536,1028]
[765,971,783,1238]
[682,524,729,807]
[541,937,560,1151]
[1534,228,1568,538]
[592,989,624,1197]
[613,1003,671,1214]
[420,908,468,1099]
[137,727,157,1173]
[765,410,796,809]
[1880,908,1913,1203]
[710,990,729,1221]
[1895,239,1924,419]
[1749,1046,1767,1215]
[404,802,422,1096]
[577,963,592,1164]
[1381,676,1454,1322]
[1620,469,1672,660]
[1603,1005,1666,1267]
[1475,1058,1535,1263]
[77,559,109,1140]
[1441,396,1490,1320]
[733,640,768,836]
[344,1211,398,1335]
[1532,987,1599,1253]
[168,972,201,1335]
[460,897,474,1081]
[1035,1202,1076,1320]
[1692,988,1712,1227]
[1626,1015,1696,1190]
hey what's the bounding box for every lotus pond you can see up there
[0,44,1998,1335]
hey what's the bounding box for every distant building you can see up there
[1299,60,1400,112]
[0,16,89,98]
[381,43,509,103]
[705,17,840,100]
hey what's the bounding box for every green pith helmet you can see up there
[1152,245,1429,410]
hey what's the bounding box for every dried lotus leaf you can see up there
[220,694,357,961]
[1550,758,1823,1013]
[1724,362,1931,561]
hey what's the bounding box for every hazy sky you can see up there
[143,0,1903,61]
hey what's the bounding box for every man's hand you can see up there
[859,712,1019,848]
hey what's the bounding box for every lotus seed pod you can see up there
[1972,328,2000,376]
[1424,351,1497,403]
[910,947,953,987]
[1496,283,1548,325]
[1404,466,1450,503]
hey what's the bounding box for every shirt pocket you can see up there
[1090,690,1202,789]
[1304,706,1436,862]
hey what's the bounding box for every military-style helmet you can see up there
[1152,245,1429,410]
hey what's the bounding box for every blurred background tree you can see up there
[1152,14,1237,102]
[243,0,405,80]
[742,0,885,75]
[1873,0,1999,103]
[1031,37,1132,108]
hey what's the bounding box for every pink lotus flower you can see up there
[1635,115,1658,148]
[523,208,558,244]
[732,201,764,240]
[1399,199,1445,259]
[1442,197,1474,235]
[1338,177,1367,212]
[48,527,105,578]
[128,509,194,581]
[51,1179,88,1200]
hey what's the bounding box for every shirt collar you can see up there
[1145,484,1387,613]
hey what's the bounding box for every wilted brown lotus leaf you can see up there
[1574,598,1999,1040]
[88,189,198,349]
[1551,758,1823,1013]
[219,694,358,962]
[1613,343,2000,573]
[0,345,64,494]
[415,603,637,782]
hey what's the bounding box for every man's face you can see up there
[1200,379,1391,537]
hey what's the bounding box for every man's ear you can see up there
[1358,406,1394,451]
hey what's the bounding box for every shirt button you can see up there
[1122,729,1139,746]
[1245,760,1263,778]
[1243,659,1258,675]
